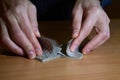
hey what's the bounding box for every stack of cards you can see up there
[66,39,83,59]
[36,37,66,62]
[36,38,83,62]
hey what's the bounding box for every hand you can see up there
[0,0,42,59]
[70,0,110,54]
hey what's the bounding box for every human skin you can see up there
[0,0,110,59]
[0,0,42,59]
[70,0,110,54]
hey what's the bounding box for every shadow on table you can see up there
[0,49,28,59]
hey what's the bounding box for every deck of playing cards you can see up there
[36,37,83,62]
[66,39,83,59]
[36,37,66,62]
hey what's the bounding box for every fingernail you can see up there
[83,48,90,54]
[70,44,78,52]
[34,28,40,37]
[36,48,42,56]
[73,33,78,38]
[28,50,36,59]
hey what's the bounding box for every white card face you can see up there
[66,39,83,59]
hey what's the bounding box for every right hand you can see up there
[0,0,42,59]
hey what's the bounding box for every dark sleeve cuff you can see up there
[100,0,112,8]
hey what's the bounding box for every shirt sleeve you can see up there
[100,0,112,7]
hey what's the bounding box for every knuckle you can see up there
[88,6,100,14]
[30,36,37,44]
[103,12,110,24]
[72,8,82,17]
[81,29,90,37]
[91,6,100,11]
[31,23,38,28]
[15,6,21,13]
[29,4,37,13]
[72,24,79,31]
[12,31,23,39]
[73,4,82,13]
[15,5,26,14]
[73,29,79,34]
[31,5,36,10]
[102,32,110,40]
[72,7,78,15]
[30,36,35,41]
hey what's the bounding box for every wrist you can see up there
[81,0,101,8]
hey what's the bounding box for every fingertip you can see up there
[72,32,78,38]
[82,47,90,54]
[28,50,36,59]
[70,43,78,52]
[18,49,24,56]
[70,46,74,52]
[35,48,43,56]
[34,28,41,37]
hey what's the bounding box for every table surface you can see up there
[0,19,120,80]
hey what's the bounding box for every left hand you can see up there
[70,0,110,54]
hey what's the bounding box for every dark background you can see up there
[31,0,116,21]
[105,1,119,19]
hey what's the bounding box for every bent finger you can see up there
[83,24,110,54]
[0,18,24,56]
[28,4,40,37]
[15,8,42,56]
[71,11,98,52]
[72,6,83,38]
[6,13,36,59]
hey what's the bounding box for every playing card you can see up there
[66,39,83,59]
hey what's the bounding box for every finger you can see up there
[28,4,40,37]
[70,11,98,52]
[0,18,24,56]
[82,24,110,54]
[15,8,42,56]
[72,7,83,38]
[6,13,36,59]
